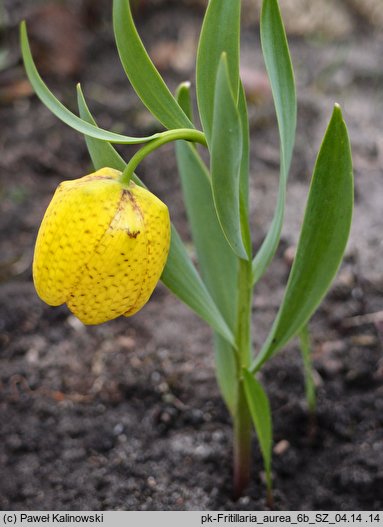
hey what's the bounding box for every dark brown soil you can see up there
[0,0,382,511]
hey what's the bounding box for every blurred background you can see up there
[0,0,382,511]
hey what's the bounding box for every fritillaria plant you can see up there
[21,0,353,501]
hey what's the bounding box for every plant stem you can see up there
[233,258,253,499]
[120,128,207,186]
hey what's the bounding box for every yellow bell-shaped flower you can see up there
[33,167,171,324]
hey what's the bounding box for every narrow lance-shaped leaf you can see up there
[239,83,250,216]
[253,104,353,372]
[175,82,194,123]
[77,85,126,172]
[211,54,247,260]
[176,127,238,328]
[175,83,238,413]
[213,335,238,415]
[113,0,193,130]
[252,0,297,284]
[77,86,236,348]
[196,0,241,143]
[243,370,273,492]
[20,22,161,145]
[161,228,236,348]
[299,323,316,413]
[238,82,252,257]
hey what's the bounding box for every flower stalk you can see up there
[120,129,207,186]
[233,257,253,497]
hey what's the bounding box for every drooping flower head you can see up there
[33,167,171,324]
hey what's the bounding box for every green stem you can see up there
[233,258,253,499]
[120,128,207,186]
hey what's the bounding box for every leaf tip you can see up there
[19,20,28,47]
[330,103,350,141]
[219,51,228,65]
[175,81,191,100]
[332,102,343,119]
[76,83,85,105]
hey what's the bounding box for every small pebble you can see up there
[113,423,124,436]
[283,246,296,266]
[66,315,85,332]
[337,268,355,288]
[239,495,250,506]
[147,476,156,488]
[273,439,290,456]
[117,335,136,350]
[350,334,377,346]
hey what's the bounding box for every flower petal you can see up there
[33,168,122,305]
[67,183,170,324]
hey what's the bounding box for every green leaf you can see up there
[20,22,160,145]
[175,94,239,410]
[77,85,236,348]
[113,0,193,130]
[238,82,252,256]
[211,54,247,260]
[243,370,273,491]
[77,85,126,171]
[253,104,353,371]
[213,335,238,415]
[176,132,238,328]
[239,83,250,216]
[175,82,238,411]
[252,0,297,284]
[299,323,316,413]
[196,0,241,142]
[161,228,236,347]
[175,82,194,123]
